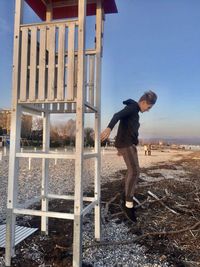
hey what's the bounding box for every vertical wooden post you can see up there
[46,0,53,22]
[73,0,86,266]
[94,0,103,241]
[67,23,75,100]
[29,27,37,101]
[5,0,23,266]
[41,111,50,234]
[38,26,47,101]
[57,24,65,101]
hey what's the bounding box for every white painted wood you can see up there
[83,152,98,159]
[20,27,28,101]
[57,24,66,100]
[21,105,42,116]
[73,1,86,266]
[89,55,95,106]
[94,0,103,242]
[13,209,74,220]
[47,194,95,202]
[47,26,56,101]
[67,23,75,100]
[21,20,79,29]
[28,157,31,170]
[46,2,52,22]
[5,2,24,265]
[29,27,37,101]
[41,111,50,234]
[74,56,78,98]
[16,152,76,159]
[38,26,47,101]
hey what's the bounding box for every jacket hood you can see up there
[123,99,137,105]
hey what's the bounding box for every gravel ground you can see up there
[82,211,169,267]
[0,147,187,222]
[0,147,192,266]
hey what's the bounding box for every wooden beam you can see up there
[66,23,75,100]
[94,0,103,242]
[29,27,37,101]
[20,28,28,101]
[47,26,56,101]
[57,24,66,101]
[73,1,86,265]
[38,26,47,101]
[46,0,53,21]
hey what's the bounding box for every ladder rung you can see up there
[83,152,98,159]
[47,194,95,202]
[16,152,76,159]
[13,208,74,220]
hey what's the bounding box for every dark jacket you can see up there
[107,99,140,148]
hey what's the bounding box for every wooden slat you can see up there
[57,25,65,100]
[94,0,103,241]
[66,23,75,100]
[84,55,88,104]
[74,56,78,98]
[21,20,79,29]
[89,55,95,106]
[38,27,46,101]
[47,26,56,101]
[20,28,28,101]
[29,27,37,101]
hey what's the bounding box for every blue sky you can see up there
[0,0,200,139]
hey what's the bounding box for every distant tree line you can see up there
[20,115,95,148]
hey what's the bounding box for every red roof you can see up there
[25,0,118,21]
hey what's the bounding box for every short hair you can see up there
[139,90,157,105]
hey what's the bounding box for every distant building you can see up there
[0,109,11,134]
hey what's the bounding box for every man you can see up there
[101,90,157,222]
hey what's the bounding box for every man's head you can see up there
[138,90,157,113]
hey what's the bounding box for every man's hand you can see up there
[100,128,111,142]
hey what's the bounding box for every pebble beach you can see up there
[0,146,194,266]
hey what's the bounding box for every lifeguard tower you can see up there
[5,0,117,266]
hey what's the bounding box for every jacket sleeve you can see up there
[107,105,134,130]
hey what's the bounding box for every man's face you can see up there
[139,100,153,113]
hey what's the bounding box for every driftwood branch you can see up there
[148,190,178,215]
[104,193,121,216]
[83,221,200,250]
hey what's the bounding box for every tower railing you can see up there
[18,20,96,110]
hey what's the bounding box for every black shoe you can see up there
[123,206,137,222]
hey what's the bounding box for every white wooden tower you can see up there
[5,0,117,266]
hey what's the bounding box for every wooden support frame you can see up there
[94,0,103,242]
[29,27,38,101]
[5,1,24,266]
[73,0,86,266]
[66,23,76,100]
[57,24,65,101]
[6,0,105,266]
[20,27,28,101]
[41,111,50,234]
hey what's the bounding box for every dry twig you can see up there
[148,190,178,215]
[83,221,200,250]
